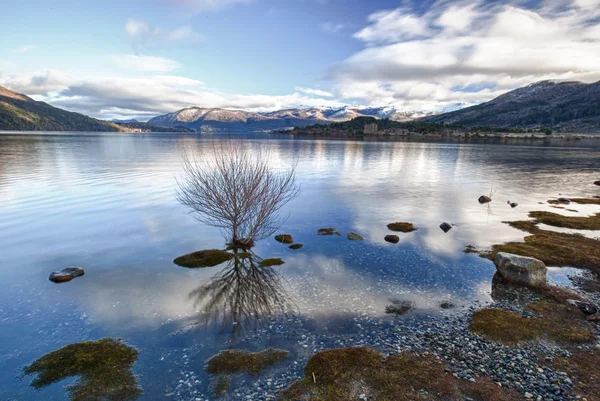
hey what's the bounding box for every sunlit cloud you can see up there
[111,54,181,72]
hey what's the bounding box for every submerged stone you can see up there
[274,234,293,244]
[24,338,141,401]
[595,181,600,186]
[347,232,365,240]
[173,249,234,268]
[386,222,417,232]
[384,234,399,244]
[494,252,547,287]
[49,267,85,283]
[289,243,303,250]
[385,300,414,315]
[478,195,492,203]
[317,228,340,236]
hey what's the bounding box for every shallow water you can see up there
[1,132,599,400]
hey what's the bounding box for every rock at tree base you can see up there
[347,232,365,240]
[494,252,547,287]
[384,235,399,244]
[49,267,85,283]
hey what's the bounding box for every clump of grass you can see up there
[552,350,600,400]
[564,197,600,205]
[385,300,414,315]
[470,301,595,345]
[482,221,600,273]
[279,347,520,401]
[528,211,600,230]
[387,222,417,232]
[274,234,293,244]
[317,228,340,236]
[289,243,303,250]
[463,245,478,254]
[24,338,142,401]
[206,349,288,376]
[258,258,285,268]
[174,249,234,268]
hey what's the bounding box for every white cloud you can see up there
[294,86,334,97]
[14,45,37,53]
[111,54,181,72]
[331,0,600,110]
[321,22,345,33]
[1,70,345,120]
[168,0,253,13]
[0,70,71,95]
[125,19,204,51]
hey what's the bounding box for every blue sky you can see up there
[1,0,600,120]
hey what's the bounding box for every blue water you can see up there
[1,132,599,400]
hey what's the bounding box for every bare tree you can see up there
[176,140,300,249]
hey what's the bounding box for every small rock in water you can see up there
[439,222,452,233]
[289,243,303,250]
[478,195,492,204]
[317,228,340,236]
[384,235,399,244]
[274,234,293,244]
[594,180,600,186]
[557,197,571,204]
[347,232,365,241]
[49,267,85,283]
[507,201,518,208]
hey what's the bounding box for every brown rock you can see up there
[384,235,399,244]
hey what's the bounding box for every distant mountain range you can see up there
[3,80,600,133]
[147,106,438,132]
[0,86,191,132]
[424,80,600,132]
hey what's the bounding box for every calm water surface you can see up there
[1,133,599,400]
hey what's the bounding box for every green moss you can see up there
[23,338,141,401]
[387,222,417,232]
[528,211,600,230]
[279,347,521,401]
[214,375,231,397]
[317,228,340,236]
[470,302,595,345]
[552,350,600,400]
[483,221,600,273]
[258,258,285,267]
[274,234,293,244]
[206,349,288,376]
[289,244,303,250]
[173,249,234,268]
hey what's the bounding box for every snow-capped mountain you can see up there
[148,105,440,132]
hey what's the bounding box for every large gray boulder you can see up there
[494,253,547,286]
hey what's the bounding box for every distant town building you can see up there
[364,123,378,135]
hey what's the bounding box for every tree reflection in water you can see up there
[189,250,294,339]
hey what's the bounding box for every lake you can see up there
[1,132,599,400]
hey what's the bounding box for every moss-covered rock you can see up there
[258,258,285,267]
[206,349,288,376]
[387,222,417,232]
[279,347,521,401]
[470,301,595,345]
[24,338,141,401]
[174,249,234,268]
[274,234,293,244]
